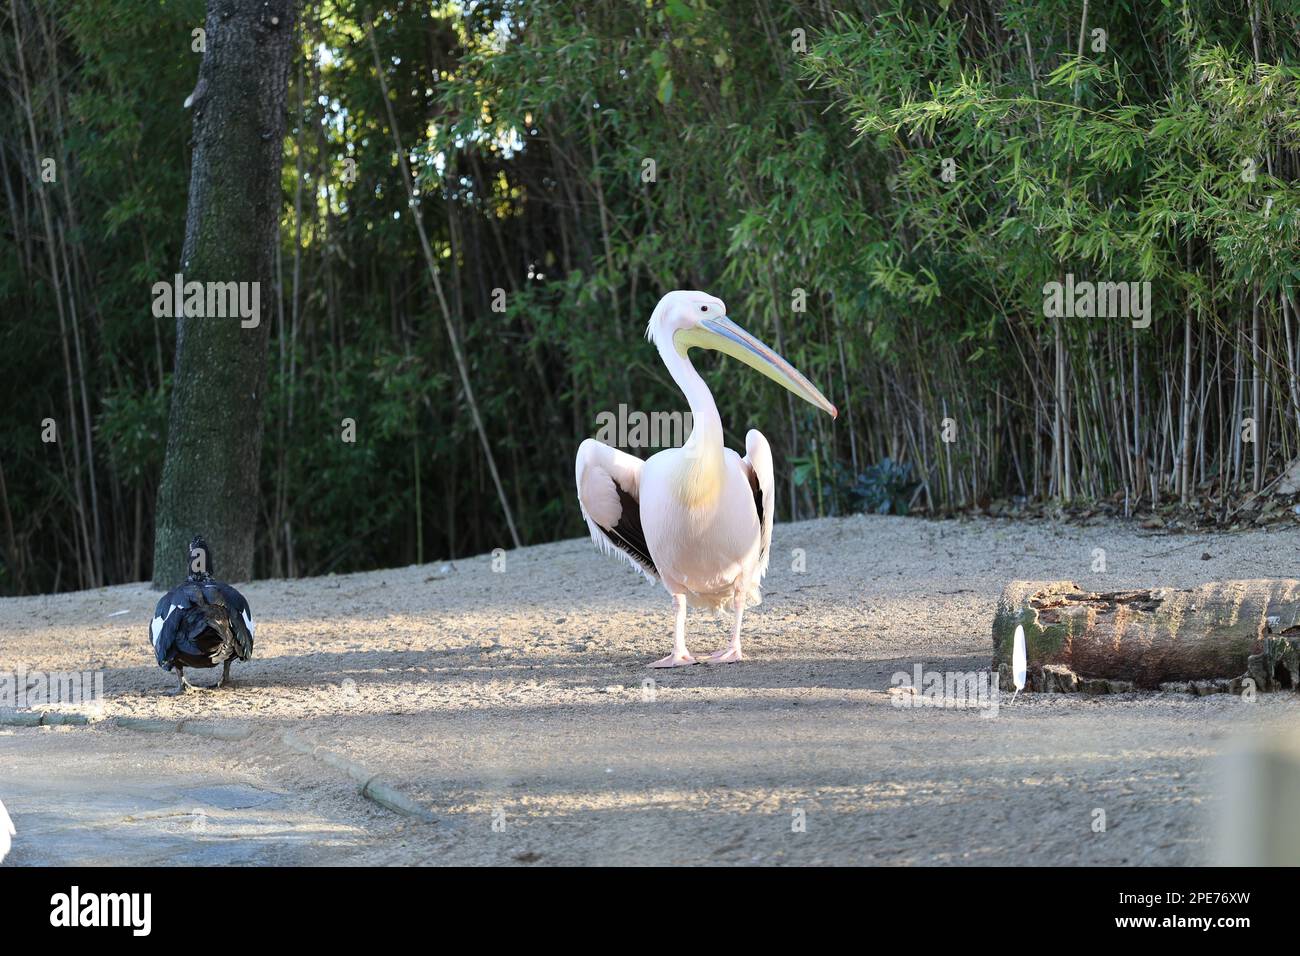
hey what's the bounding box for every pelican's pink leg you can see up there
[707,588,745,664]
[649,593,696,668]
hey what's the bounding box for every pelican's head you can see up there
[647,290,837,418]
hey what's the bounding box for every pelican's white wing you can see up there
[0,798,13,864]
[741,429,775,583]
[576,438,657,581]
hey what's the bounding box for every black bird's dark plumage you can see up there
[150,536,254,693]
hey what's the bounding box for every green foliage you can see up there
[3,0,1299,593]
[851,458,920,516]
[97,383,169,486]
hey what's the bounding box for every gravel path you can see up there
[2,514,1298,865]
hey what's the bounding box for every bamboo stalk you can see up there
[366,21,521,550]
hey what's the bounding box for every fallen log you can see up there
[992,580,1300,693]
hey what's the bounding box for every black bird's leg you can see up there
[167,666,195,696]
[216,660,233,689]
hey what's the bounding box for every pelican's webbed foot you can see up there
[649,651,697,668]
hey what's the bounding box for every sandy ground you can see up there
[2,513,1299,866]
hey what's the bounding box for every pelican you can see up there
[576,290,836,667]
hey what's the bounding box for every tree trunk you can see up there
[992,580,1300,692]
[152,0,296,586]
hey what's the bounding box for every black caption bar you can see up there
[0,866,1264,941]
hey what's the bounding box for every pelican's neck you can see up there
[658,333,723,462]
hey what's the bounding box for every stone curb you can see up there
[280,731,435,822]
[361,778,437,821]
[115,717,179,733]
[0,711,92,727]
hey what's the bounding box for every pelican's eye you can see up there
[699,305,708,312]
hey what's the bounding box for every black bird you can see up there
[150,536,254,694]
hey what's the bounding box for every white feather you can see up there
[150,604,179,647]
[0,798,14,864]
[241,608,255,637]
[1012,623,1027,702]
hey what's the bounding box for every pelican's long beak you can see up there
[677,315,838,418]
